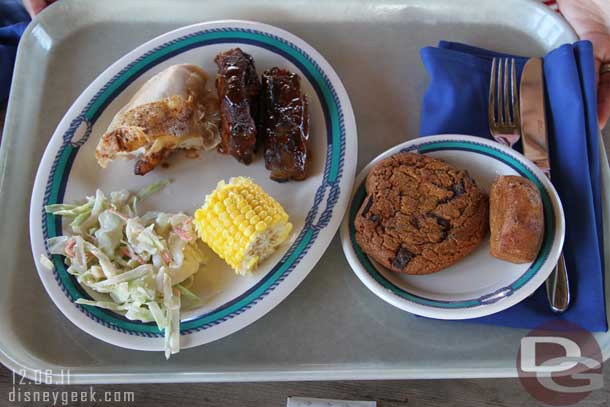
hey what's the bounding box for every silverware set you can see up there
[488,57,570,313]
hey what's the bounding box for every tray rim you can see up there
[2,0,608,384]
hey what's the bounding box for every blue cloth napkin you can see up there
[0,0,29,27]
[0,0,30,104]
[0,21,28,102]
[420,41,607,332]
[1,0,30,147]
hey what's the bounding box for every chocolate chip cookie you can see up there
[354,152,489,275]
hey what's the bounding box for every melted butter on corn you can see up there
[194,177,292,274]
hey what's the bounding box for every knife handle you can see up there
[545,253,570,313]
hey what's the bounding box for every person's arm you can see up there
[558,0,610,127]
[22,0,56,17]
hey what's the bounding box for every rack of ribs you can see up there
[260,67,310,181]
[214,48,261,164]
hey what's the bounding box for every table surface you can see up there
[2,109,610,407]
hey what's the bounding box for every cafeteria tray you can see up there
[1,0,609,383]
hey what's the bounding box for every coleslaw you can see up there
[44,180,206,358]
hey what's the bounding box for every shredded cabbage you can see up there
[39,254,55,271]
[45,180,206,359]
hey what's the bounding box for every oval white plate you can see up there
[340,135,564,320]
[29,20,357,351]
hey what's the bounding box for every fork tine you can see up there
[489,58,497,126]
[503,58,510,125]
[511,58,520,127]
[496,58,503,125]
[489,57,520,148]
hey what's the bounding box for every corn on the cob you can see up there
[194,177,292,274]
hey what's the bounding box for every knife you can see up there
[519,57,570,313]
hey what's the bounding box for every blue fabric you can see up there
[420,41,607,332]
[0,0,30,104]
[0,21,28,103]
[0,0,30,26]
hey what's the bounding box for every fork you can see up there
[488,58,520,147]
[488,58,570,311]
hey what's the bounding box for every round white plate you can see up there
[29,20,357,351]
[340,135,564,320]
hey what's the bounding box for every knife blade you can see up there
[519,57,570,313]
[520,58,550,176]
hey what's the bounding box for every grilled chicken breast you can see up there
[96,64,220,175]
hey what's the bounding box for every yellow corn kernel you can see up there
[194,177,293,274]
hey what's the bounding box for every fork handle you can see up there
[545,253,570,313]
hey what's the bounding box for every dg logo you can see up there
[517,320,603,405]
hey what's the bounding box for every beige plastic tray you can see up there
[1,0,608,383]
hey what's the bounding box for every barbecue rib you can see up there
[260,67,310,181]
[214,48,261,164]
